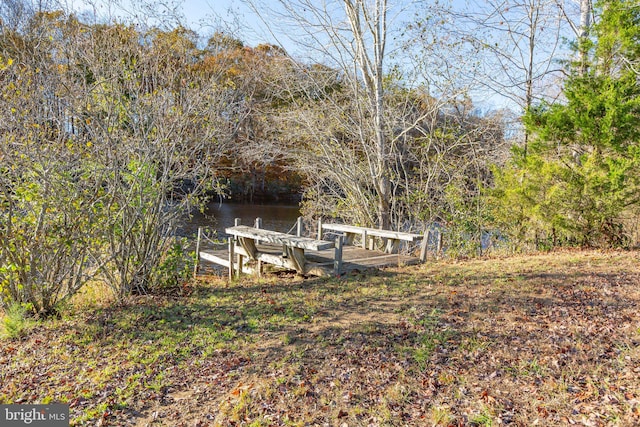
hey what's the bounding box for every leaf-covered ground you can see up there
[1,250,640,426]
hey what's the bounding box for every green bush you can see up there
[1,303,35,339]
[152,238,195,290]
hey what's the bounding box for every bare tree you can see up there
[239,0,511,243]
[1,8,238,309]
[0,10,110,314]
[69,23,233,296]
[245,0,400,229]
[412,0,572,158]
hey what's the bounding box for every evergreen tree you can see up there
[491,0,640,248]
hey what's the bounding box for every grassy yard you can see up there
[1,250,639,426]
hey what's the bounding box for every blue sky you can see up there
[67,0,284,48]
[181,0,244,24]
[180,0,262,35]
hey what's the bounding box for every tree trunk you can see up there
[578,0,591,75]
[345,0,391,229]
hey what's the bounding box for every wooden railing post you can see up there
[317,218,323,240]
[437,230,443,259]
[334,234,343,277]
[254,218,262,276]
[234,218,242,277]
[296,216,303,237]
[193,227,202,278]
[419,230,429,263]
[228,236,235,280]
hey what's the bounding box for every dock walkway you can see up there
[196,217,427,278]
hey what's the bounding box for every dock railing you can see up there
[317,219,428,263]
[195,217,433,279]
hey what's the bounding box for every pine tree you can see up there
[491,0,640,248]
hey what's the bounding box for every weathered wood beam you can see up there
[238,236,258,259]
[334,235,343,276]
[384,238,400,254]
[419,230,430,263]
[193,227,202,278]
[225,225,334,251]
[201,251,253,274]
[228,239,234,280]
[286,246,307,273]
[296,217,303,237]
[257,252,299,271]
[322,223,422,242]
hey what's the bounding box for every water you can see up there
[181,202,302,240]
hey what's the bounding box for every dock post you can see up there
[296,217,303,237]
[317,218,323,240]
[333,235,343,277]
[234,218,243,277]
[228,237,235,280]
[193,227,202,278]
[254,218,262,276]
[419,230,429,263]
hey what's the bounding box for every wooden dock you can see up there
[199,243,421,277]
[196,218,427,278]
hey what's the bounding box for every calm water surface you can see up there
[181,202,301,240]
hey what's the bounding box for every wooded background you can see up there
[2,0,640,314]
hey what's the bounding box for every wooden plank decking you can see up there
[195,218,426,278]
[199,243,420,277]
